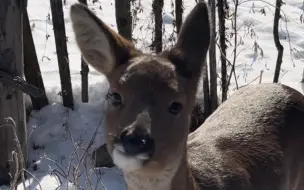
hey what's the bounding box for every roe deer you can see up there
[70,2,304,190]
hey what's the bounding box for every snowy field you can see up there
[1,0,304,189]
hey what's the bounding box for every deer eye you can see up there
[106,92,123,107]
[168,102,183,115]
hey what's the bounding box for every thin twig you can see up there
[216,42,239,90]
[1,118,27,190]
[236,74,261,90]
[227,0,239,90]
[43,156,68,176]
[23,169,43,190]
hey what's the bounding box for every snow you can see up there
[224,0,304,93]
[1,0,303,189]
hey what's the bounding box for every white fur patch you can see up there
[113,147,143,172]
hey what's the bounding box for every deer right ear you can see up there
[70,4,137,77]
[168,2,210,79]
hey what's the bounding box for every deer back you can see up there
[188,83,304,190]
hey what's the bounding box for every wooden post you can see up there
[50,0,74,109]
[78,0,89,103]
[0,0,27,185]
[23,5,49,110]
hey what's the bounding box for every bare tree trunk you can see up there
[273,0,284,83]
[78,0,87,4]
[50,0,74,109]
[301,69,304,83]
[153,0,164,53]
[115,0,132,40]
[190,103,206,133]
[202,63,211,118]
[23,4,49,110]
[218,0,228,102]
[0,0,27,185]
[175,0,183,34]
[208,0,218,112]
[78,0,89,103]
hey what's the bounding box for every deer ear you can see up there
[168,2,210,78]
[70,4,137,77]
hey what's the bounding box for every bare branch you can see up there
[273,0,284,83]
[218,0,228,101]
[0,70,44,98]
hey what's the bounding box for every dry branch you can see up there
[226,0,239,91]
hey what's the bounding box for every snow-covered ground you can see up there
[1,0,304,189]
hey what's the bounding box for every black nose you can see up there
[120,127,154,156]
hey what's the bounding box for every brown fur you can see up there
[188,84,304,190]
[70,2,304,190]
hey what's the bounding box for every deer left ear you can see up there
[70,3,138,77]
[167,1,210,79]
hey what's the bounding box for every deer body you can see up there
[188,83,304,190]
[70,2,304,190]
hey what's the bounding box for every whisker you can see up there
[108,133,119,138]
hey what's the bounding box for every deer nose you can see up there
[120,127,155,156]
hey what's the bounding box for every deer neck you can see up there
[124,152,198,190]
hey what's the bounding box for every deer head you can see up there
[70,2,210,176]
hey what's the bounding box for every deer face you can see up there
[70,2,210,174]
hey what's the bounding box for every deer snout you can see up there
[119,127,155,157]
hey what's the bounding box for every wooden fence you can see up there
[0,0,74,185]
